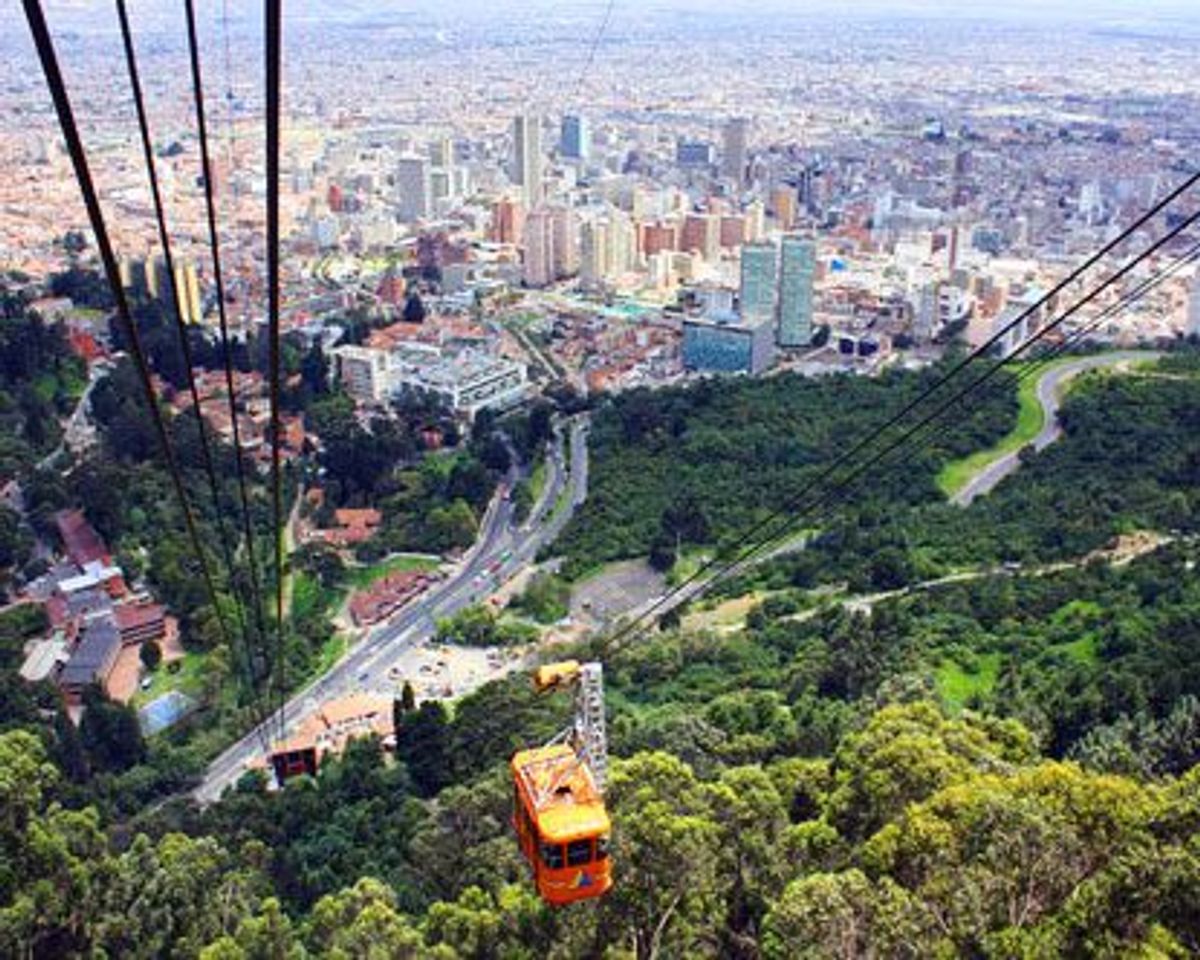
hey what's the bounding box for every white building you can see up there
[331,345,390,403]
[391,350,528,420]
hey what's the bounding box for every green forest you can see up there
[553,359,1019,577]
[2,263,1200,958]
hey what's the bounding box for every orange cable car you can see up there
[512,661,613,905]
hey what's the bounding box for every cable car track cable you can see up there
[114,0,262,726]
[19,0,251,744]
[265,0,287,747]
[183,0,276,740]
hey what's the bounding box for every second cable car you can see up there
[511,660,613,905]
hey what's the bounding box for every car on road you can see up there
[358,671,370,684]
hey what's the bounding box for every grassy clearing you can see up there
[312,632,347,678]
[666,548,712,588]
[529,457,548,507]
[937,370,1044,497]
[936,652,1002,711]
[292,571,343,622]
[1048,634,1098,666]
[681,592,765,632]
[347,554,440,590]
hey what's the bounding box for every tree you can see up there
[396,700,451,797]
[400,681,416,713]
[0,730,109,957]
[92,833,270,959]
[79,685,146,772]
[402,292,427,325]
[824,701,1034,840]
[304,878,424,958]
[140,640,162,671]
[762,870,935,960]
[601,752,725,960]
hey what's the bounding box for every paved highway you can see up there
[195,416,590,804]
[953,351,1158,507]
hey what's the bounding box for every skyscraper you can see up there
[777,236,816,347]
[550,205,580,278]
[522,207,555,288]
[511,113,543,208]
[740,243,777,322]
[395,155,430,222]
[580,220,607,288]
[560,114,590,161]
[491,197,525,245]
[722,117,748,187]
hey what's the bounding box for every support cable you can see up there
[182,0,275,740]
[114,0,258,703]
[264,0,288,747]
[20,0,255,745]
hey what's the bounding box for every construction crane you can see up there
[510,660,612,905]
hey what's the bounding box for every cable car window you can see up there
[567,839,592,866]
[595,835,610,860]
[540,842,565,868]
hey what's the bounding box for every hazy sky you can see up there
[21,0,1200,20]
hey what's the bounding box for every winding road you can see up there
[194,416,590,804]
[952,351,1159,507]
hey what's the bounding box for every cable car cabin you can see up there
[511,743,612,905]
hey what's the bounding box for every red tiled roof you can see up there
[54,509,108,566]
[114,603,166,632]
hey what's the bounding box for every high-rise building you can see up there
[175,261,202,324]
[744,200,766,243]
[719,216,746,249]
[777,236,816,347]
[491,197,525,245]
[580,209,635,287]
[681,214,720,261]
[550,205,580,278]
[560,114,590,161]
[769,186,797,229]
[721,117,749,187]
[522,207,556,288]
[676,140,715,167]
[605,209,636,277]
[740,243,778,322]
[640,221,678,258]
[429,137,454,169]
[580,220,608,288]
[511,113,543,208]
[682,315,775,375]
[395,155,430,222]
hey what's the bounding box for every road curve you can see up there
[953,350,1159,507]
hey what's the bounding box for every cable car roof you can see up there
[512,744,610,843]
